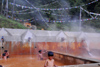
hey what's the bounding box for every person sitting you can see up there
[2,50,9,60]
[2,51,7,60]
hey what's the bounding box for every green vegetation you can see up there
[0,15,27,29]
[0,0,100,31]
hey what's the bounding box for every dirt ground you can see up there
[0,55,65,67]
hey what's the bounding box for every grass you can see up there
[0,15,27,29]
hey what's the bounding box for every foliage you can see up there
[0,0,100,31]
[0,15,27,29]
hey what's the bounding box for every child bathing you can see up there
[2,50,9,60]
[44,51,57,67]
[38,50,46,60]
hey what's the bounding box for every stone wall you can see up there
[52,51,98,65]
[58,63,100,67]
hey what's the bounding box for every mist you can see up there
[8,0,100,32]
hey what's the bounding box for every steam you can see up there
[8,0,100,32]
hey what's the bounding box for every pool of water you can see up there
[0,55,65,67]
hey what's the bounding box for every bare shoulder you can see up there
[52,59,54,61]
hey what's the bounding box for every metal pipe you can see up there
[79,6,82,31]
[12,0,15,19]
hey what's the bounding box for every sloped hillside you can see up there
[0,15,27,29]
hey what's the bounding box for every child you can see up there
[2,51,7,60]
[5,50,9,58]
[38,50,47,60]
[38,50,43,60]
[2,50,9,60]
[44,51,57,67]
